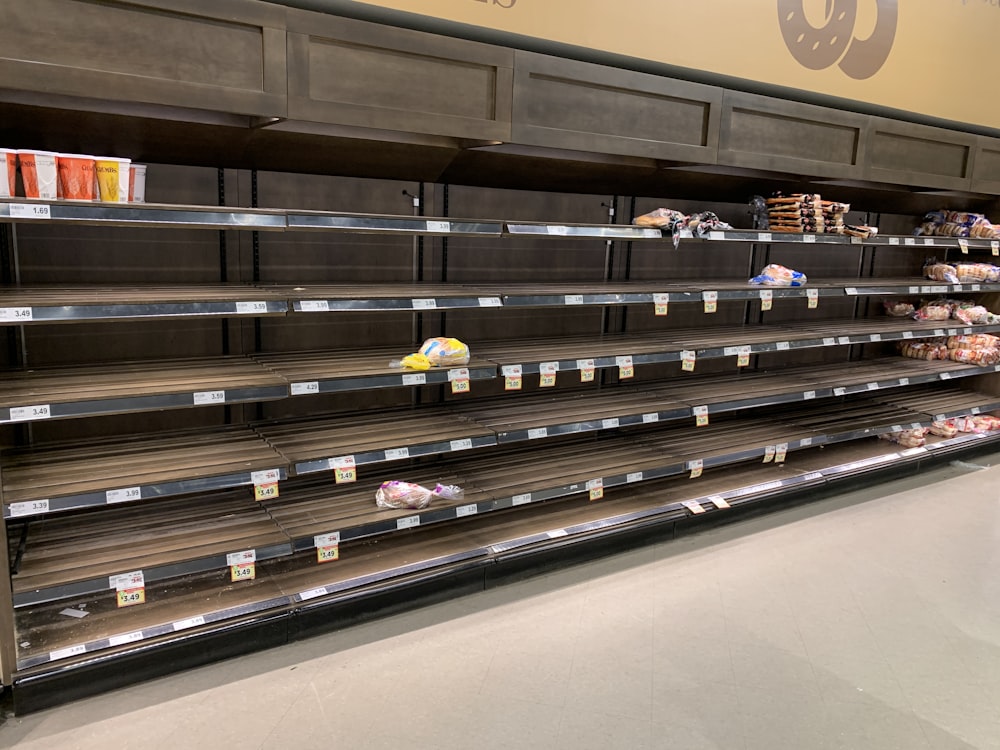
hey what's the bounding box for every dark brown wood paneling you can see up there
[718,92,866,178]
[511,51,721,163]
[971,137,1000,195]
[0,0,286,117]
[865,117,976,190]
[285,9,512,141]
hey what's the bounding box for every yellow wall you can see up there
[348,0,1000,130]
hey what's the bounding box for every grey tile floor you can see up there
[2,456,1000,749]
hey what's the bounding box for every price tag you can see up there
[425,220,451,233]
[709,496,731,509]
[642,413,659,424]
[851,236,863,245]
[940,372,953,381]
[397,515,420,530]
[512,493,532,506]
[112,571,145,609]
[902,331,914,340]
[547,529,569,539]
[254,482,278,501]
[193,390,225,405]
[923,238,934,246]
[709,231,725,240]
[759,290,773,311]
[9,203,51,219]
[448,368,471,394]
[776,341,791,351]
[993,241,1000,257]
[9,499,50,517]
[654,293,670,316]
[547,225,570,236]
[412,298,437,310]
[539,361,558,388]
[807,289,819,309]
[331,455,357,484]
[703,291,719,314]
[737,346,751,368]
[616,355,634,379]
[803,234,816,244]
[299,300,330,312]
[577,359,596,383]
[972,284,982,292]
[502,364,523,391]
[106,487,141,504]
[904,237,916,246]
[291,381,320,396]
[959,239,970,254]
[478,297,502,307]
[870,333,882,342]
[838,336,851,345]
[682,500,706,514]
[228,550,257,582]
[898,377,910,386]
[315,532,341,563]
[764,445,776,463]
[688,459,703,479]
[455,504,478,518]
[908,286,921,294]
[803,391,816,400]
[775,443,789,463]
[823,337,836,346]
[890,237,901,245]
[251,469,280,486]
[9,404,51,421]
[681,350,697,372]
[693,405,709,427]
[601,418,620,430]
[0,307,33,322]
[109,632,144,648]
[173,616,206,632]
[627,472,644,483]
[299,587,328,601]
[564,295,584,306]
[586,478,604,501]
[972,406,982,415]
[450,438,474,452]
[759,232,772,243]
[385,447,410,461]
[934,328,946,336]
[528,428,548,440]
[867,382,879,391]
[834,387,847,397]
[236,301,268,314]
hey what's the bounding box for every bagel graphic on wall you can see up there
[778,0,898,80]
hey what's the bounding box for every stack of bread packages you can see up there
[822,200,850,234]
[899,332,1000,366]
[767,194,824,233]
[919,211,999,239]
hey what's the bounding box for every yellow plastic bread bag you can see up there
[418,337,470,366]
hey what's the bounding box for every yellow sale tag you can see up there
[807,290,819,309]
[655,302,669,316]
[764,445,776,463]
[335,466,356,484]
[619,365,634,379]
[694,406,709,427]
[451,377,470,394]
[959,239,969,254]
[703,291,718,314]
[231,562,256,582]
[992,240,999,256]
[580,368,595,382]
[587,478,604,501]
[117,588,145,608]
[681,351,696,372]
[540,373,557,388]
[775,443,789,464]
[689,459,703,479]
[760,290,773,311]
[505,376,523,391]
[317,545,340,563]
[254,482,278,501]
[737,347,751,368]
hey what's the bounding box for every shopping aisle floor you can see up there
[2,457,1000,750]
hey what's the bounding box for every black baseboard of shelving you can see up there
[8,439,999,715]
[10,612,290,715]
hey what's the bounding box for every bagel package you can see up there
[375,481,465,510]
[749,264,807,287]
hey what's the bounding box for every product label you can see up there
[528,428,548,440]
[959,239,970,254]
[173,616,206,631]
[803,391,816,400]
[450,438,474,452]
[601,418,620,429]
[890,237,901,245]
[904,237,916,246]
[503,364,523,391]
[642,413,660,423]
[776,341,791,351]
[709,496,731,509]
[253,483,278,501]
[108,632,144,648]
[759,233,772,243]
[803,234,816,244]
[299,587,327,601]
[764,445,776,463]
[539,361,558,388]
[315,532,341,563]
[775,443,789,463]
[547,225,569,236]
[512,493,532,506]
[993,241,1000,257]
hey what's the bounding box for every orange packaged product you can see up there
[0,149,16,198]
[56,154,96,200]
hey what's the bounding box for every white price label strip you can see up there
[109,631,144,648]
[299,587,328,601]
[455,504,478,518]
[193,391,225,405]
[512,493,532,506]
[564,295,584,306]
[426,220,450,233]
[173,616,206,632]
[682,500,706,514]
[106,487,141,504]
[803,234,816,243]
[299,300,330,312]
[251,469,280,486]
[50,644,87,661]
[547,225,569,236]
[402,373,427,386]
[227,550,256,566]
[890,237,900,245]
[601,418,620,429]
[412,298,437,310]
[9,500,50,517]
[528,427,548,440]
[236,301,268,314]
[9,203,51,219]
[0,307,33,321]
[111,571,145,591]
[385,447,410,460]
[627,472,644,483]
[397,515,420,530]
[478,297,502,307]
[9,404,51,421]
[642,413,659,424]
[291,381,320,395]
